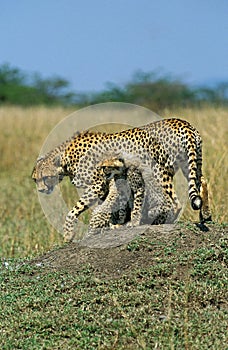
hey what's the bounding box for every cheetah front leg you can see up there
[127,187,144,227]
[63,200,88,242]
[63,184,106,242]
[126,168,145,227]
[88,178,119,234]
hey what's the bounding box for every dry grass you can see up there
[0,106,74,257]
[0,105,227,257]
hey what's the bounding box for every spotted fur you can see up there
[32,118,212,241]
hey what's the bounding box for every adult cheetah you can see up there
[32,118,211,241]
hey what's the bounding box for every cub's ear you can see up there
[53,155,61,167]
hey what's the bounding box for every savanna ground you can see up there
[0,106,227,349]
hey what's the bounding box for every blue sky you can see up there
[0,0,228,91]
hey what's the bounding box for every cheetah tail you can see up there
[186,147,203,212]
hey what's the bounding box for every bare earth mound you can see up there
[31,223,227,278]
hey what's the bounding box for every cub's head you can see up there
[32,154,64,194]
[98,157,126,180]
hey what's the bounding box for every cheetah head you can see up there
[32,155,64,194]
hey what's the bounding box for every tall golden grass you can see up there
[0,105,227,257]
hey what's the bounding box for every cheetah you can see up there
[32,118,212,241]
[88,157,145,234]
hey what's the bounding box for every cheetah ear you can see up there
[53,155,61,167]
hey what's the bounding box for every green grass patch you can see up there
[0,227,227,349]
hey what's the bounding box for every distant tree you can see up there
[88,70,228,110]
[0,63,41,104]
[125,74,196,110]
[214,82,228,105]
[195,82,228,106]
[0,63,76,106]
[89,82,127,104]
[0,63,25,85]
[32,73,76,104]
[89,70,197,111]
[0,64,227,108]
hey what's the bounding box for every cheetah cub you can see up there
[88,157,145,234]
